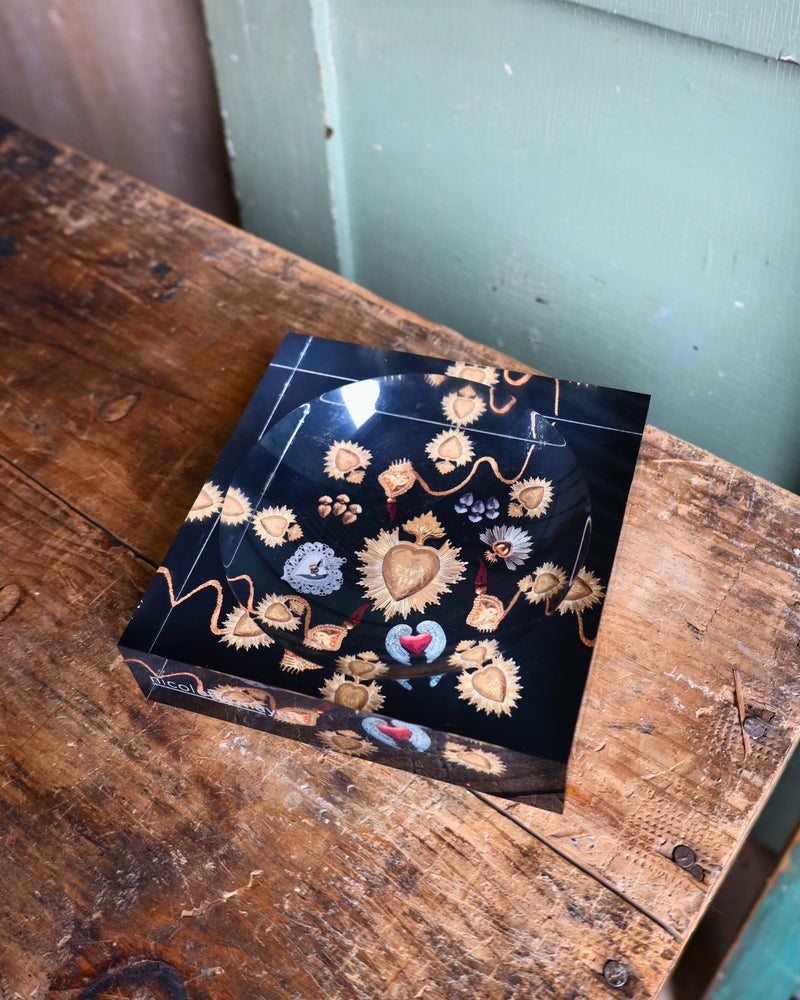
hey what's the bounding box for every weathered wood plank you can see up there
[513,428,800,935]
[0,459,676,999]
[2,119,800,997]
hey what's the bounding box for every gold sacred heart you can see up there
[518,485,545,510]
[263,602,293,623]
[332,681,369,710]
[460,644,488,664]
[466,593,505,631]
[534,571,560,594]
[378,461,416,500]
[438,434,464,460]
[335,449,361,473]
[306,624,349,651]
[470,664,507,704]
[565,577,592,602]
[222,493,245,518]
[260,514,288,538]
[452,396,477,420]
[232,614,263,638]
[381,543,441,601]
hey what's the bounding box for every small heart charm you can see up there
[377,723,413,742]
[398,632,432,655]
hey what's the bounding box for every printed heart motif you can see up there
[260,514,288,537]
[465,593,504,631]
[306,624,348,651]
[342,656,378,678]
[222,493,245,517]
[460,366,486,382]
[382,543,440,601]
[399,632,432,655]
[274,706,321,726]
[518,485,545,510]
[263,602,293,623]
[566,577,592,601]
[335,448,361,472]
[377,723,413,742]
[459,749,495,770]
[452,396,476,420]
[194,488,214,510]
[233,613,263,637]
[378,462,415,499]
[331,733,366,752]
[460,644,488,664]
[534,572,560,594]
[332,681,369,710]
[438,435,463,460]
[471,665,507,704]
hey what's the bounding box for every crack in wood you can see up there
[0,453,156,570]
[469,789,684,943]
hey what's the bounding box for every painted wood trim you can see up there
[563,0,800,62]
[201,0,339,270]
[309,0,355,279]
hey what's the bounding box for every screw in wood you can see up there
[743,716,767,740]
[672,844,697,869]
[603,960,628,989]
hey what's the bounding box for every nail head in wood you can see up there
[672,844,697,869]
[603,960,628,988]
[743,716,767,740]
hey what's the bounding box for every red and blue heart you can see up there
[385,620,446,665]
[362,715,431,751]
[398,631,432,656]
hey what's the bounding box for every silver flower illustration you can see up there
[479,524,533,570]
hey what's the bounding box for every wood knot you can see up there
[72,959,189,1000]
[0,582,22,621]
[99,392,140,423]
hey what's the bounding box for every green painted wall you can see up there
[203,0,800,493]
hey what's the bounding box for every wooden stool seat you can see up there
[2,118,798,999]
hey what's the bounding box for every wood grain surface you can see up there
[1,118,799,999]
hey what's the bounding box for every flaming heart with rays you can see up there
[358,512,467,620]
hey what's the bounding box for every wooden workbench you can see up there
[1,117,799,1000]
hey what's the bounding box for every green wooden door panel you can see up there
[204,0,800,492]
[564,0,800,61]
[327,0,800,490]
[706,830,800,1000]
[202,0,338,270]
